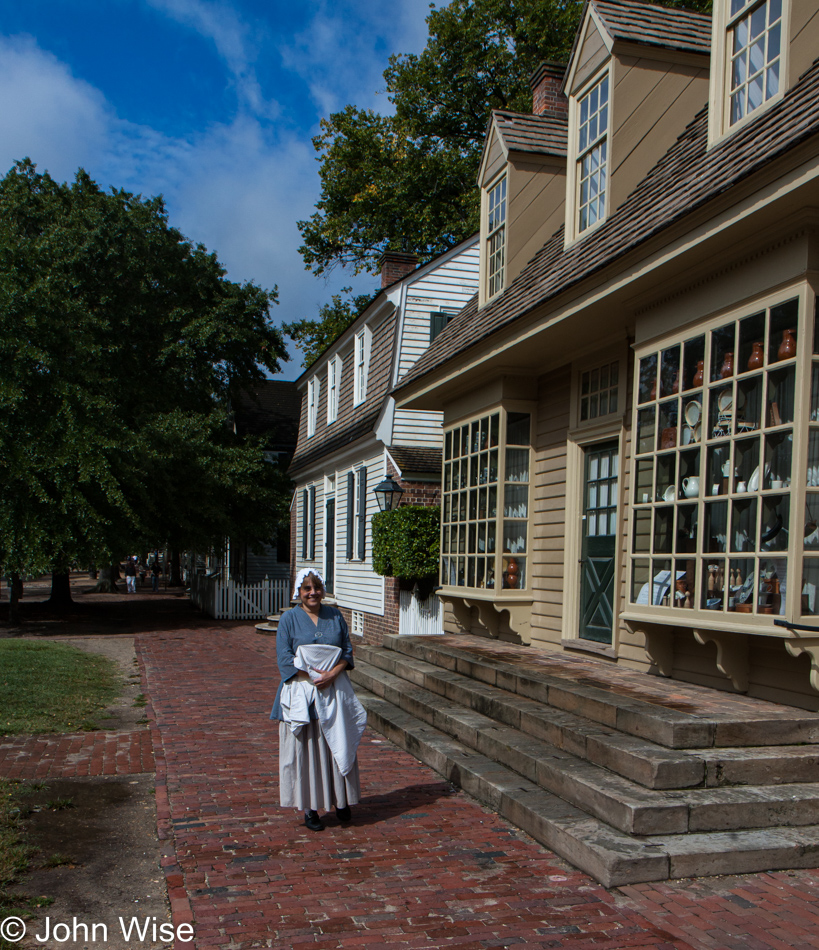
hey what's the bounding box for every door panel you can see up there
[325,498,335,594]
[579,441,619,643]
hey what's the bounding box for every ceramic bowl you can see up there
[684,400,701,425]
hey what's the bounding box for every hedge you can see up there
[371,505,440,579]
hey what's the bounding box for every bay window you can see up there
[628,292,814,621]
[441,408,532,593]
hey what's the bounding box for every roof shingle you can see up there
[592,0,711,55]
[493,110,568,158]
[397,58,819,393]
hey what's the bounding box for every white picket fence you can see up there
[189,573,290,620]
[398,588,444,636]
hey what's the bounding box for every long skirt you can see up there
[278,720,360,811]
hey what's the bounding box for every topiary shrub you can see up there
[371,505,440,580]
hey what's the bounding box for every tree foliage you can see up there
[298,0,712,278]
[372,506,441,580]
[283,287,373,369]
[0,160,290,581]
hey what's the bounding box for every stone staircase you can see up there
[349,634,819,887]
[255,613,281,636]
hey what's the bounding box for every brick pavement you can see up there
[0,731,153,779]
[135,625,819,950]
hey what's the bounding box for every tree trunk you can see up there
[48,569,73,610]
[8,573,22,625]
[168,549,184,587]
[89,563,121,593]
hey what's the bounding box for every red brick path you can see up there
[138,626,763,950]
[0,730,153,778]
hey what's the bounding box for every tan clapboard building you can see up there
[392,0,819,711]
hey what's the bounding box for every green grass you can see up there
[0,641,119,735]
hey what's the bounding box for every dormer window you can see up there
[486,175,506,299]
[307,376,319,437]
[728,0,782,126]
[577,74,609,234]
[353,327,371,406]
[327,355,340,424]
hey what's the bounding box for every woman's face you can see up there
[299,575,325,611]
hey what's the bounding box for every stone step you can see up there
[357,643,819,790]
[353,659,819,837]
[380,635,819,749]
[356,686,819,887]
[356,643,703,790]
[255,623,277,635]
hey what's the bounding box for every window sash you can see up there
[327,359,337,423]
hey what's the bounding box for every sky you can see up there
[0,0,434,379]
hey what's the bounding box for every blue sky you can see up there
[0,0,434,378]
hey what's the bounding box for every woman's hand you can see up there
[311,661,348,689]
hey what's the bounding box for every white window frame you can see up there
[574,71,610,240]
[307,376,319,437]
[485,174,507,301]
[708,0,789,146]
[353,328,371,406]
[327,356,340,424]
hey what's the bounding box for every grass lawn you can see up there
[0,641,121,942]
[0,640,119,735]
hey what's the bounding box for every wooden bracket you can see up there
[693,628,749,692]
[640,624,675,677]
[784,636,819,694]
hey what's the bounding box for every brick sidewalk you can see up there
[0,731,153,779]
[135,626,819,950]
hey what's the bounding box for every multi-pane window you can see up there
[630,297,802,618]
[580,362,619,423]
[441,409,531,592]
[486,176,507,299]
[577,75,609,233]
[728,0,782,126]
[327,357,339,423]
[307,377,319,437]
[354,330,369,405]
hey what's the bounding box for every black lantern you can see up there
[373,473,404,512]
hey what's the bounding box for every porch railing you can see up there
[189,573,290,620]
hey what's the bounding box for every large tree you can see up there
[298,0,711,279]
[0,160,290,608]
[283,287,373,369]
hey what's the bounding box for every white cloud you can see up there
[0,34,112,182]
[144,0,280,119]
[281,0,432,119]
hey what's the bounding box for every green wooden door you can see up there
[579,441,619,643]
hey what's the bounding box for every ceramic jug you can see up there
[778,328,797,360]
[747,342,764,370]
[682,476,700,498]
[692,360,704,387]
[720,352,734,379]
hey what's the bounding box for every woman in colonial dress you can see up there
[270,569,365,831]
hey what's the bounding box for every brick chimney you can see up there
[379,251,418,289]
[530,61,568,118]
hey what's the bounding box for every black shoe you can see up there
[335,805,351,822]
[304,810,324,831]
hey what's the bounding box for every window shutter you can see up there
[301,489,308,559]
[346,472,355,559]
[309,486,316,560]
[430,312,448,344]
[357,466,367,560]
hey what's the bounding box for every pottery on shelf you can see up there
[720,352,734,379]
[778,328,797,360]
[692,360,704,387]
[747,341,764,370]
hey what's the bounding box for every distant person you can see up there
[124,557,137,594]
[139,560,147,587]
[151,560,161,592]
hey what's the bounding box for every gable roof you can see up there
[592,0,711,56]
[396,56,819,395]
[492,110,568,158]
